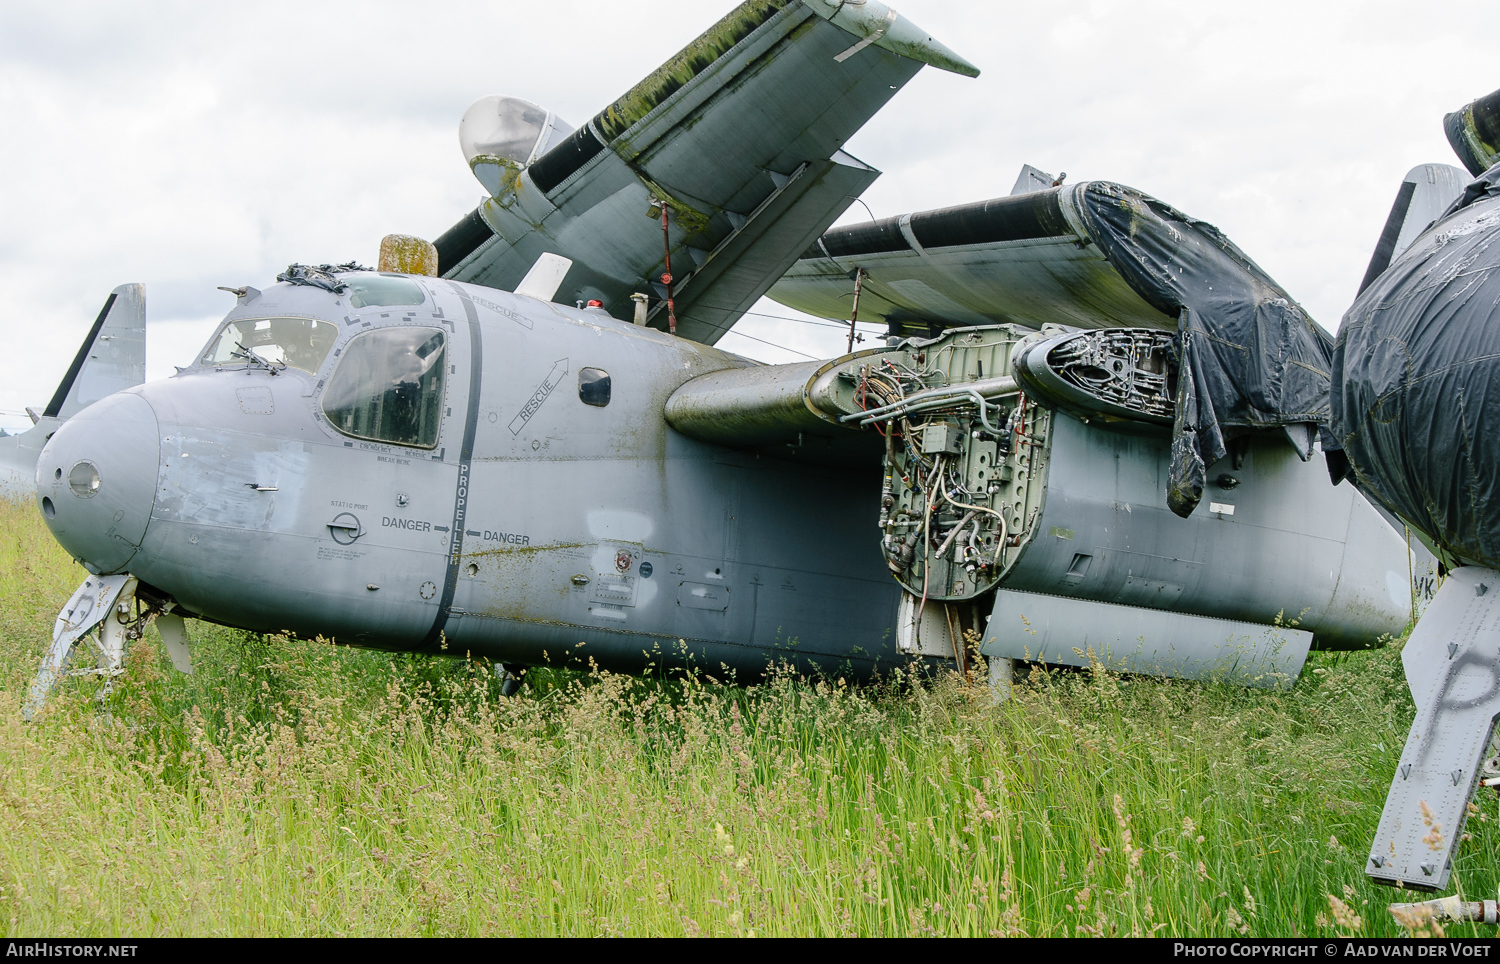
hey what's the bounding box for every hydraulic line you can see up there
[842,376,1018,425]
[915,456,943,649]
[659,202,678,335]
[939,464,1009,565]
[932,510,977,559]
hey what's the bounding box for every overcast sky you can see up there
[0,0,1491,431]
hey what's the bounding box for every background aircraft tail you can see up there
[1357,164,1469,296]
[40,284,146,421]
[0,284,146,501]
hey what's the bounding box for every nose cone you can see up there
[37,392,160,574]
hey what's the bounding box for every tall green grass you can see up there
[0,498,1493,936]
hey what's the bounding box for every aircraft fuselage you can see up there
[36,274,900,678]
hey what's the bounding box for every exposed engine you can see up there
[839,327,1049,604]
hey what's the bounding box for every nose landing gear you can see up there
[23,574,187,720]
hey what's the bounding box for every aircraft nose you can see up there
[37,392,160,574]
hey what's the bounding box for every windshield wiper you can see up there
[232,342,285,374]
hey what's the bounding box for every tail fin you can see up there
[1357,164,1469,295]
[1009,164,1056,196]
[42,284,145,420]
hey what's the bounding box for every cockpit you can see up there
[199,317,339,373]
[195,272,447,449]
[197,274,429,373]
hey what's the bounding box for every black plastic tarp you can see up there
[1331,165,1500,567]
[1074,182,1336,517]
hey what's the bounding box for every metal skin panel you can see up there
[0,284,147,501]
[0,419,63,503]
[1001,413,1412,648]
[101,281,460,646]
[608,14,909,212]
[443,3,944,342]
[441,283,896,672]
[663,359,838,447]
[37,274,902,678]
[767,235,1174,335]
[1369,567,1500,892]
[984,588,1313,687]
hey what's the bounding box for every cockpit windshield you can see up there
[200,317,339,374]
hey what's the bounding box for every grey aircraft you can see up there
[21,0,1419,717]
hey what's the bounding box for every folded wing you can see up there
[435,0,977,345]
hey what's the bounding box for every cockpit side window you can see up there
[321,328,446,449]
[347,275,426,309]
[200,317,338,374]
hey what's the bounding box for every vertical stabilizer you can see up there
[43,284,146,420]
[1009,164,1056,196]
[1358,165,1469,296]
[0,284,146,502]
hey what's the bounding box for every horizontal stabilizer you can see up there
[1368,566,1500,892]
[0,284,147,501]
